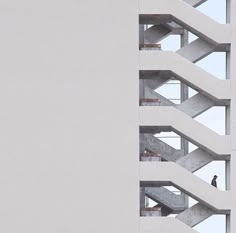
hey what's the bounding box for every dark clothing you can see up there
[211,178,217,188]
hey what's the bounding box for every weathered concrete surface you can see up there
[145,187,186,212]
[140,133,184,161]
[176,203,214,227]
[140,208,161,216]
[176,38,215,63]
[176,148,213,172]
[161,206,173,216]
[176,93,215,118]
[144,25,172,43]
[140,155,161,161]
[140,187,146,209]
[140,71,170,89]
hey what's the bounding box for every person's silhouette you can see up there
[211,175,218,188]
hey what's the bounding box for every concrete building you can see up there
[0,0,235,233]
[139,0,234,232]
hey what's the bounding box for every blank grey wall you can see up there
[0,1,139,232]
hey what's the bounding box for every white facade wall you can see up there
[0,1,139,232]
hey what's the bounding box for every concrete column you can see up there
[139,134,145,154]
[226,106,231,135]
[226,214,231,233]
[139,25,145,100]
[139,79,145,99]
[140,187,146,209]
[180,30,189,156]
[230,0,235,233]
[227,0,231,23]
[180,30,189,101]
[226,160,231,191]
[226,99,231,192]
[226,37,231,193]
[139,24,145,45]
[225,0,231,198]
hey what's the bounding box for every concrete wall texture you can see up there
[0,1,139,232]
[0,0,235,233]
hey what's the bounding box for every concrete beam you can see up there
[176,203,214,227]
[144,25,172,43]
[176,93,215,118]
[140,71,171,89]
[176,38,215,63]
[176,148,213,172]
[140,133,184,161]
[145,187,186,211]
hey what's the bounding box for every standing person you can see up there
[211,175,218,188]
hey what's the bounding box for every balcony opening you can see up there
[155,80,181,104]
[188,141,198,152]
[188,86,198,98]
[197,0,226,24]
[194,215,226,233]
[195,106,226,135]
[189,32,199,43]
[194,161,226,191]
[159,35,181,51]
[154,132,181,150]
[196,52,226,80]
